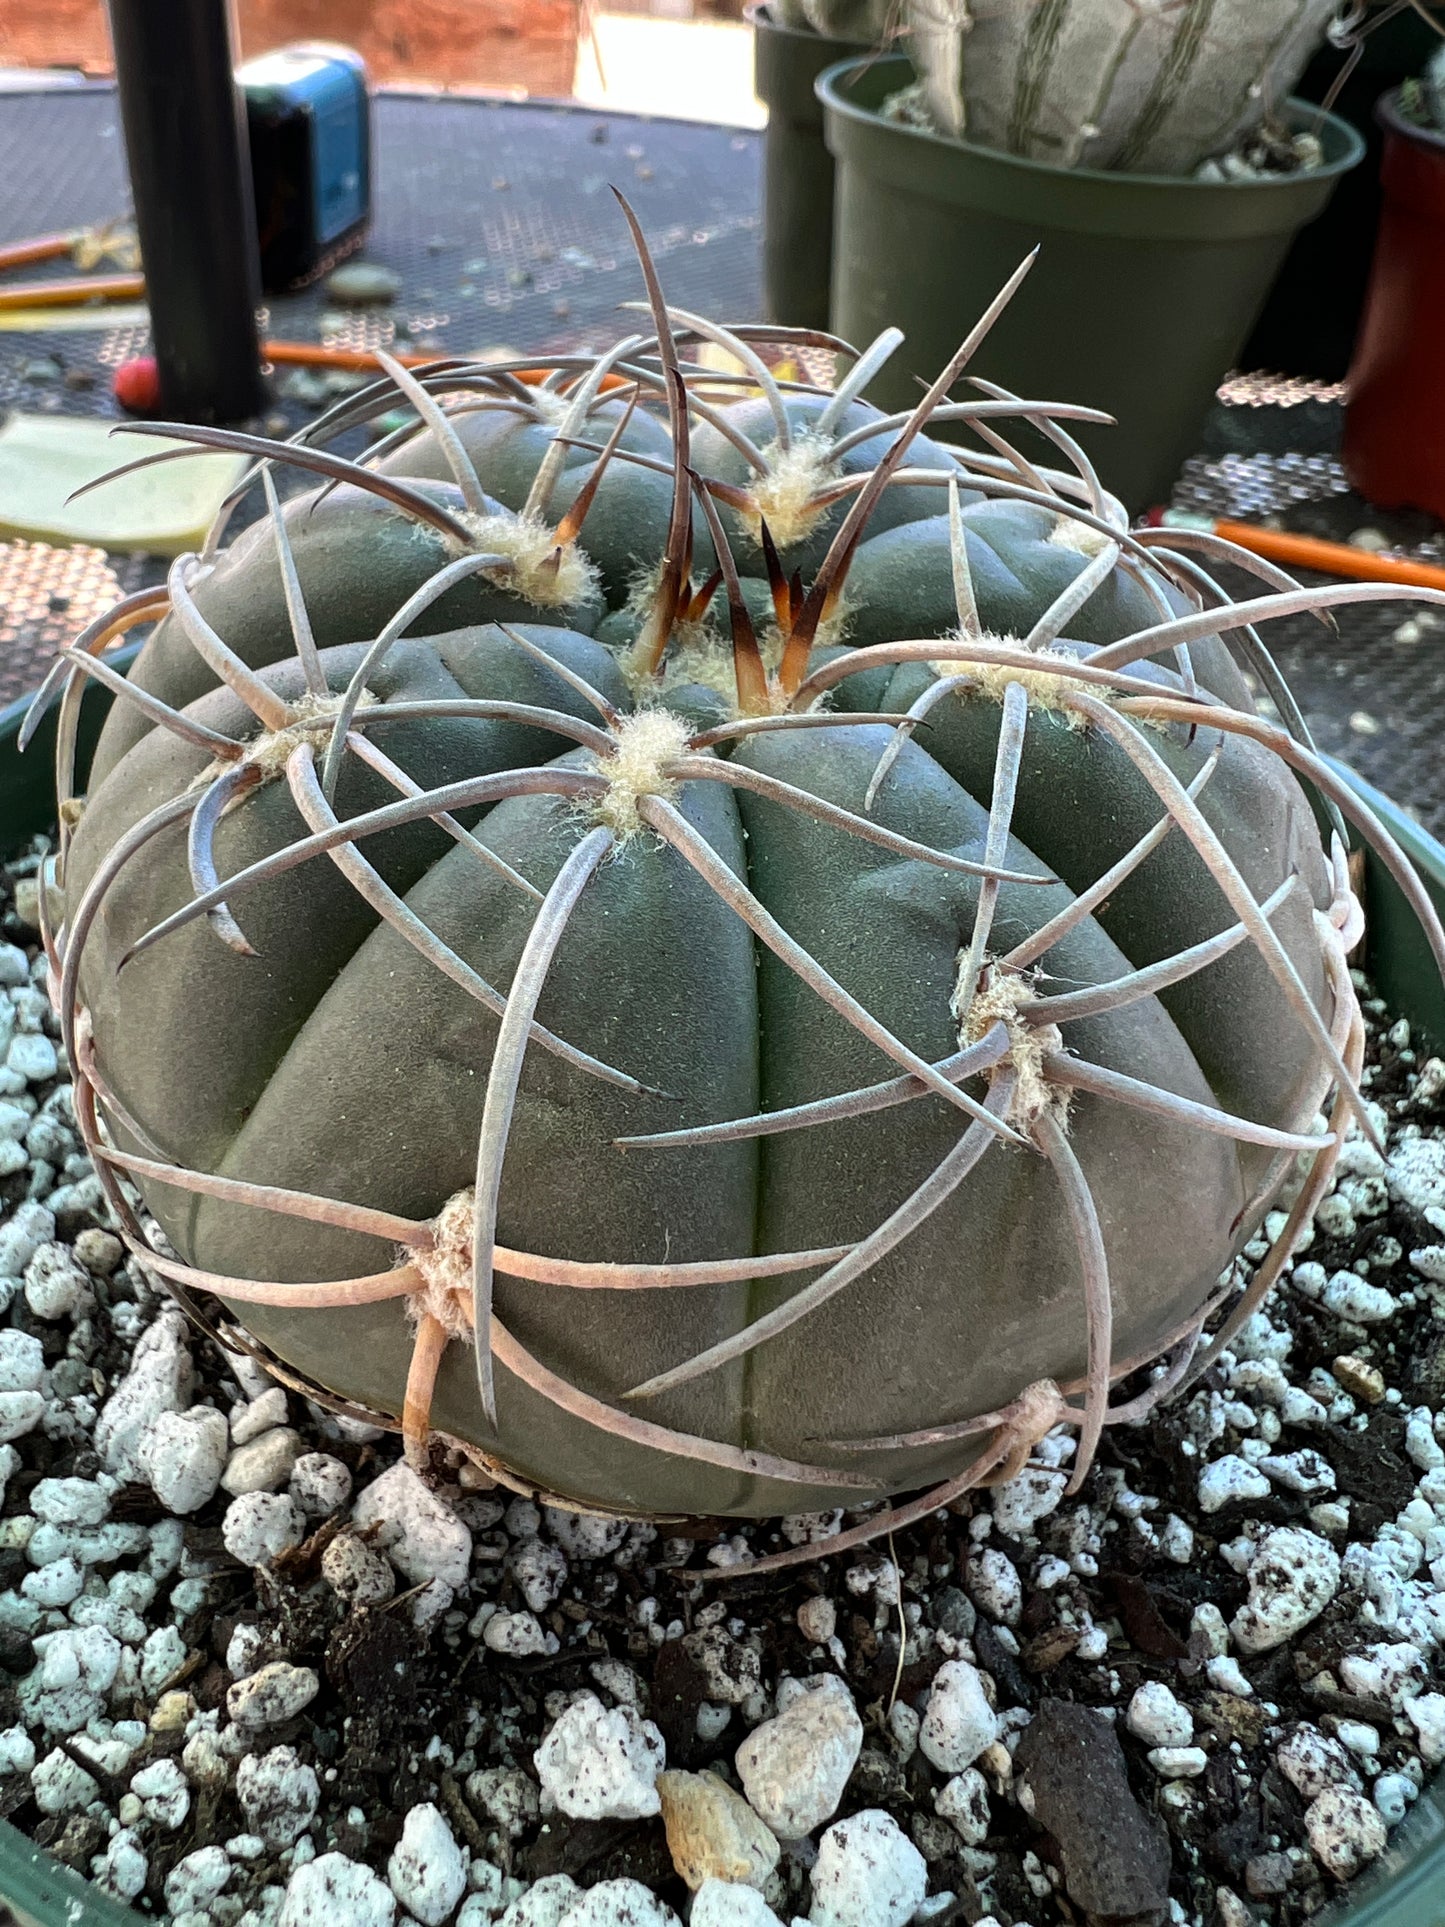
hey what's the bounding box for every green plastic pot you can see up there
[748,2,870,328]
[817,53,1365,513]
[0,667,1442,1920]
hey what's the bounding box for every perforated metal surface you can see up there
[0,83,762,414]
[0,542,158,709]
[1,79,1443,838]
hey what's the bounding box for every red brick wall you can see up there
[0,0,582,96]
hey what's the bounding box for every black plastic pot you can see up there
[818,53,1365,512]
[748,2,870,328]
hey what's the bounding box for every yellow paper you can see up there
[0,304,150,332]
[0,414,247,556]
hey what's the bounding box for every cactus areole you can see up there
[45,204,1445,1551]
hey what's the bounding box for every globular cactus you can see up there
[43,206,1445,1551]
[905,0,1343,174]
[773,0,899,42]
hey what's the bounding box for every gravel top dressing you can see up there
[1,834,1443,1927]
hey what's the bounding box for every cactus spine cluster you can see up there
[39,202,1445,1553]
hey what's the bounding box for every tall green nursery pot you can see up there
[818,54,1364,512]
[1,666,1444,1924]
[749,3,870,328]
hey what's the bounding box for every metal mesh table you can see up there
[0,80,1443,834]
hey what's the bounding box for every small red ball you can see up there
[112,356,162,414]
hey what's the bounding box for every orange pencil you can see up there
[0,232,79,273]
[262,339,628,390]
[1158,509,1445,594]
[0,272,145,312]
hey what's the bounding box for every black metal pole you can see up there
[106,0,265,422]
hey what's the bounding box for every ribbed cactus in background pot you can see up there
[39,206,1445,1557]
[773,0,897,39]
[905,0,1344,172]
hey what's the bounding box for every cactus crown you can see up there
[39,201,1445,1561]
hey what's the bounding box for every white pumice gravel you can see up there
[387,1802,468,1925]
[280,1851,397,1927]
[558,1878,680,1927]
[137,1406,230,1513]
[223,1491,308,1568]
[352,1461,472,1591]
[809,1810,926,1927]
[1230,1528,1342,1652]
[1126,1682,1194,1747]
[735,1673,862,1838]
[533,1692,665,1820]
[690,1877,786,1927]
[919,1661,1000,1773]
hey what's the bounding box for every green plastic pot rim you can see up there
[817,51,1367,241]
[0,678,1442,1925]
[1375,81,1445,156]
[749,2,873,128]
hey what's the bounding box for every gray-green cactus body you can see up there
[875,659,1332,1197]
[90,480,606,792]
[905,0,1341,173]
[69,619,1327,1515]
[380,392,674,508]
[732,723,1243,1486]
[841,502,1254,708]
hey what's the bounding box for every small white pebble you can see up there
[140,1407,229,1514]
[810,1809,926,1927]
[130,1755,191,1830]
[1305,1785,1388,1879]
[533,1692,664,1821]
[1205,1657,1253,1697]
[1198,1456,1271,1513]
[388,1802,468,1927]
[1231,1529,1341,1653]
[321,1533,395,1607]
[227,1662,320,1729]
[289,1452,352,1516]
[1322,1273,1397,1324]
[1126,1682,1193,1747]
[920,1660,1000,1774]
[484,1611,558,1658]
[165,1846,233,1916]
[237,1746,321,1847]
[231,1386,290,1445]
[1373,1772,1418,1825]
[797,1596,837,1645]
[1147,1747,1208,1780]
[222,1427,304,1497]
[966,1547,1021,1625]
[1405,1692,1445,1764]
[1258,1450,1336,1496]
[1276,1726,1359,1799]
[280,1850,397,1927]
[934,1767,991,1846]
[223,1492,306,1568]
[1191,1603,1229,1657]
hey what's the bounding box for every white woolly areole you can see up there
[408,1188,477,1344]
[1047,514,1114,558]
[743,434,836,550]
[454,510,599,610]
[589,708,691,837]
[934,633,1093,722]
[195,689,379,790]
[954,962,1070,1130]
